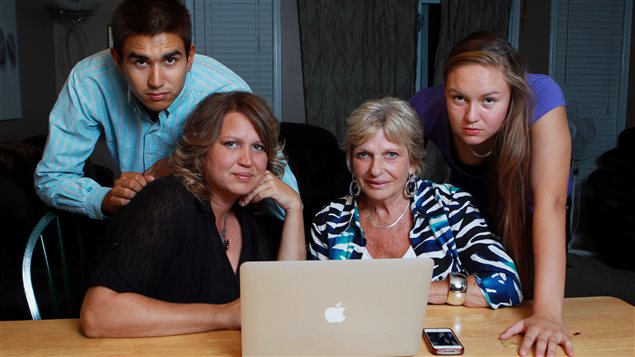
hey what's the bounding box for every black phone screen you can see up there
[425,330,461,347]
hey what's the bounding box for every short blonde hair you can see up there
[344,97,425,176]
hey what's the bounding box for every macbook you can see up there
[240,258,434,356]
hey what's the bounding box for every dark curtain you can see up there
[433,0,512,85]
[297,0,418,141]
[421,0,512,182]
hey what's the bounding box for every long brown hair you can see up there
[443,31,534,292]
[170,91,284,203]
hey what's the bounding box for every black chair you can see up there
[0,138,112,320]
[1,141,48,320]
[279,122,350,243]
[588,127,635,271]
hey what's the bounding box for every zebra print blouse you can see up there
[309,177,523,309]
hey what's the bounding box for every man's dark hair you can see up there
[111,0,192,56]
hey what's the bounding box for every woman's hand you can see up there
[240,170,305,260]
[428,275,488,307]
[239,170,302,213]
[499,312,574,357]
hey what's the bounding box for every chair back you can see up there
[22,210,88,320]
[279,123,350,240]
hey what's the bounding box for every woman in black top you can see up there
[80,92,305,337]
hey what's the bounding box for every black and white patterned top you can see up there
[309,177,523,309]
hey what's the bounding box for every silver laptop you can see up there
[240,258,434,356]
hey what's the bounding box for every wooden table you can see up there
[1,297,633,356]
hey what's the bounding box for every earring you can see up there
[349,174,361,197]
[404,172,416,198]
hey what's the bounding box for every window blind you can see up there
[550,0,631,194]
[186,0,275,110]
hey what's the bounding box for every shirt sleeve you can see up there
[527,73,567,124]
[408,85,447,136]
[446,189,523,308]
[34,68,111,220]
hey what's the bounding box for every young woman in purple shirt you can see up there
[410,32,573,357]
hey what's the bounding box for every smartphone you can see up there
[422,328,464,355]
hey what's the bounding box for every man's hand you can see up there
[101,172,149,216]
[143,158,172,182]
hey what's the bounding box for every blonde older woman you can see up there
[309,97,522,309]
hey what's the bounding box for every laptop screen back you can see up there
[240,258,433,356]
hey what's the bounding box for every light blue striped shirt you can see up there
[35,49,297,219]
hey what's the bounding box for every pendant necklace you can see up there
[467,144,493,159]
[218,213,229,250]
[365,202,410,230]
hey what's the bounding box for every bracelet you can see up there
[447,272,467,306]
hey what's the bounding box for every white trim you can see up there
[416,0,440,91]
[548,0,558,76]
[508,0,521,48]
[273,0,281,119]
[617,0,632,135]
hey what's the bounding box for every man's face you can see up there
[112,33,195,113]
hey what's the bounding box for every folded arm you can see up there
[80,286,240,337]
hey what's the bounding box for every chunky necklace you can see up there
[218,213,229,250]
[365,202,410,230]
[467,144,493,158]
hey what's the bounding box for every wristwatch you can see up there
[447,272,468,305]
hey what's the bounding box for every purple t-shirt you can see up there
[409,73,568,217]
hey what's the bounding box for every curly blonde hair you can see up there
[170,91,284,202]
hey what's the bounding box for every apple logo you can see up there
[324,302,346,323]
